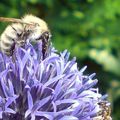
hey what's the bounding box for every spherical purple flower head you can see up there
[0,42,111,120]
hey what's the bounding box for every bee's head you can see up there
[22,14,50,43]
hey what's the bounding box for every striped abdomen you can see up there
[0,23,23,55]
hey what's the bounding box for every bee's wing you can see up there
[0,17,34,25]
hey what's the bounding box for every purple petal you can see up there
[60,116,78,120]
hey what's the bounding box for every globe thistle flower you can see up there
[0,42,111,120]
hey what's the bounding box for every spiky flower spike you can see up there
[0,42,111,120]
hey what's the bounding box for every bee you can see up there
[0,14,51,59]
[93,101,112,120]
[98,101,111,120]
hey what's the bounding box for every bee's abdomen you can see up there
[0,24,23,55]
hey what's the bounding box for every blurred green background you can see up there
[0,0,120,119]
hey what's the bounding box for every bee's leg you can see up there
[12,53,16,63]
[10,25,22,37]
[41,32,51,59]
[10,24,26,46]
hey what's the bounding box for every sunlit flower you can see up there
[0,42,111,120]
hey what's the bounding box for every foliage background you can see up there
[0,0,120,119]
